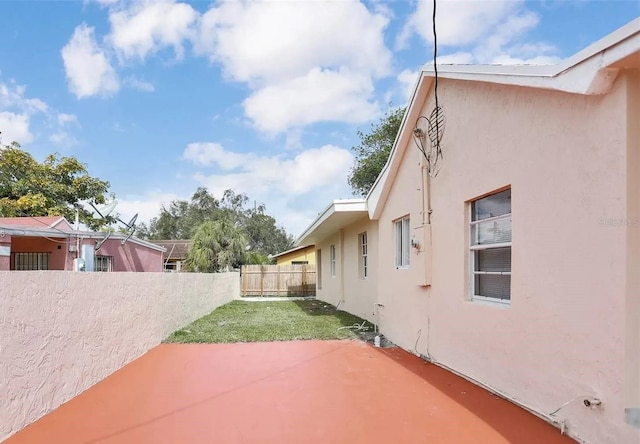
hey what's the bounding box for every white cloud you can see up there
[0,112,32,144]
[62,23,119,98]
[57,113,78,126]
[185,142,354,197]
[116,192,181,225]
[108,0,197,61]
[49,131,79,148]
[196,0,391,83]
[401,0,559,65]
[397,69,418,104]
[243,69,379,133]
[0,81,56,144]
[125,77,155,92]
[401,0,520,48]
[434,52,475,64]
[183,142,256,169]
[195,0,391,133]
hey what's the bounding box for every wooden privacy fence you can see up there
[241,264,316,297]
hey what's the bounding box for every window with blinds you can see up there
[13,252,50,270]
[395,216,410,269]
[470,188,511,302]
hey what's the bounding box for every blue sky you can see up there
[0,0,637,237]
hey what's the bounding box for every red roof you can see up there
[0,216,74,232]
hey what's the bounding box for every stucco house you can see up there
[297,19,640,444]
[0,216,165,272]
[271,244,316,265]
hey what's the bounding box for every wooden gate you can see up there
[241,264,316,297]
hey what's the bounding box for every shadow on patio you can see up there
[4,340,575,444]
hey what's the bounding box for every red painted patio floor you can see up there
[6,341,575,444]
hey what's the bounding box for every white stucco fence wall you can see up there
[0,271,239,442]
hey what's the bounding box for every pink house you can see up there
[0,216,165,272]
[298,19,640,444]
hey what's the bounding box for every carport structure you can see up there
[5,340,574,444]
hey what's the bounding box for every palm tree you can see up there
[185,219,247,272]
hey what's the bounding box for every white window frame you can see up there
[359,232,368,279]
[469,189,511,304]
[316,249,322,290]
[330,245,336,277]
[95,255,113,272]
[394,216,410,269]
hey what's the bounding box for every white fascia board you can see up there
[421,17,639,95]
[0,227,71,238]
[295,199,367,246]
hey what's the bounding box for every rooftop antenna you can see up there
[95,228,113,251]
[117,213,138,245]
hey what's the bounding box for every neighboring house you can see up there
[153,240,191,272]
[0,216,165,272]
[297,19,640,444]
[271,244,316,265]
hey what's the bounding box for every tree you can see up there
[244,205,294,256]
[348,107,405,196]
[145,187,220,239]
[143,187,294,256]
[0,142,111,229]
[184,219,247,272]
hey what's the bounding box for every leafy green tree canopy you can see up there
[140,187,295,270]
[348,107,405,197]
[0,142,111,229]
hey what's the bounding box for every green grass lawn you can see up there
[165,299,376,343]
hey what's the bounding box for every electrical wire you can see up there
[432,0,439,114]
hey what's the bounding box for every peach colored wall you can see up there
[625,69,640,421]
[376,74,639,444]
[89,239,164,272]
[3,237,162,272]
[9,237,70,270]
[0,271,239,442]
[315,218,378,323]
[316,232,341,304]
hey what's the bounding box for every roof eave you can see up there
[296,199,367,246]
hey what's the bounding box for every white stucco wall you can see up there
[375,73,640,444]
[0,271,239,442]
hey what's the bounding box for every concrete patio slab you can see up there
[4,341,575,444]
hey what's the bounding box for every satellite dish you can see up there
[89,200,118,219]
[117,213,138,245]
[96,228,113,251]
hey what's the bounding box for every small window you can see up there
[95,255,113,272]
[330,245,336,277]
[470,188,511,303]
[359,232,368,278]
[291,261,308,265]
[316,249,322,290]
[13,252,49,270]
[395,216,410,268]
